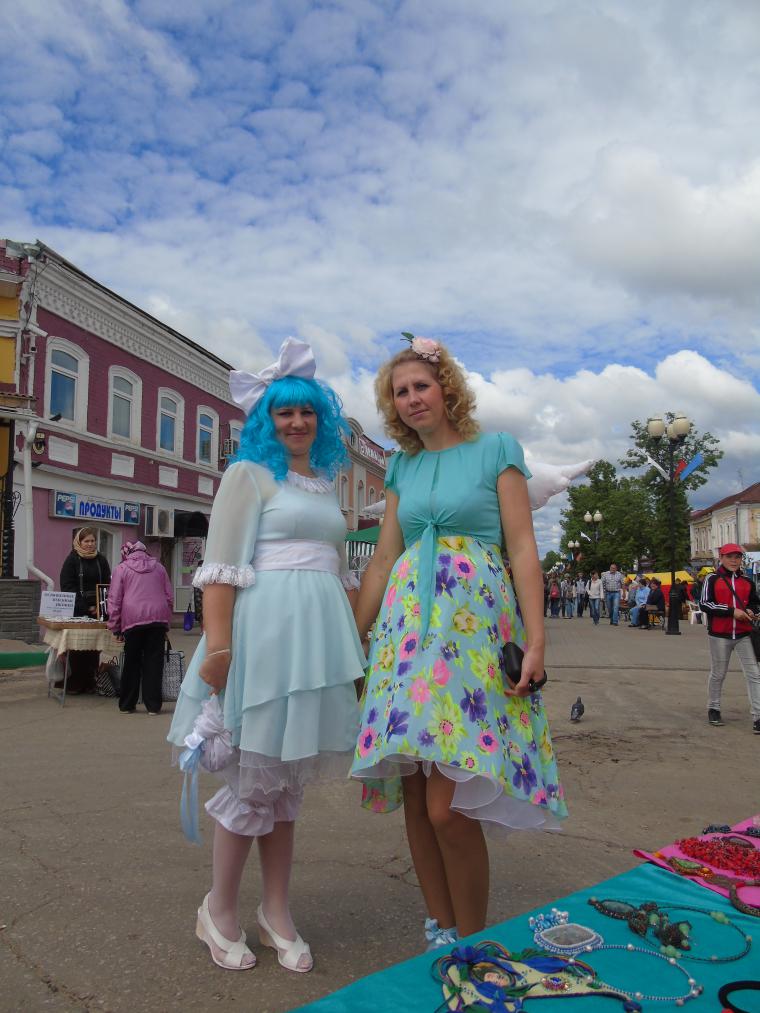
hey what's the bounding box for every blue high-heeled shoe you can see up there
[425,917,459,951]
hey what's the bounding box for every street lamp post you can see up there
[646,413,691,636]
[583,510,603,568]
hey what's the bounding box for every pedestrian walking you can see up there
[601,563,624,625]
[700,543,760,732]
[587,571,602,625]
[548,578,561,617]
[575,573,587,617]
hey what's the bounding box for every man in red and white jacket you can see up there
[700,543,760,732]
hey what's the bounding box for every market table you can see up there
[37,617,121,707]
[288,861,759,1013]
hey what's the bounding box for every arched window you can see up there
[340,474,348,509]
[357,481,365,514]
[157,388,185,456]
[196,406,219,466]
[45,337,90,430]
[108,366,142,443]
[368,487,376,504]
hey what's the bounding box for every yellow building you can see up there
[0,240,37,578]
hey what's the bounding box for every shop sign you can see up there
[50,491,141,525]
[359,436,385,468]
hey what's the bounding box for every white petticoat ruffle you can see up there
[193,562,256,589]
[340,571,361,591]
[355,754,564,839]
[205,784,303,836]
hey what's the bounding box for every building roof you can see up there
[691,481,760,520]
[33,240,234,372]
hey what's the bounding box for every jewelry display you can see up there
[587,898,752,962]
[431,937,702,1011]
[661,857,760,919]
[717,979,760,1013]
[589,943,702,1005]
[702,823,760,840]
[677,836,760,880]
[529,908,604,956]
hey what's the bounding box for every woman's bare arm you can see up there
[498,468,545,697]
[353,491,405,642]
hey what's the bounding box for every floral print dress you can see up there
[350,433,567,832]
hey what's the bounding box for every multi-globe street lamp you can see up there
[646,413,692,636]
[584,509,603,531]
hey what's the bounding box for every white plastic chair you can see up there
[687,601,703,625]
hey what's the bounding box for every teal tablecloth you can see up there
[289,862,759,1012]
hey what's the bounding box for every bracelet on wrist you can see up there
[206,648,231,658]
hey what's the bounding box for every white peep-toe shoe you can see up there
[196,894,256,971]
[256,904,313,973]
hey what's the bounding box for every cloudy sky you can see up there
[4,0,760,555]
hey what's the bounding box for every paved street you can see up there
[1,617,757,1013]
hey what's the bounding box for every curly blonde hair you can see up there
[375,343,479,454]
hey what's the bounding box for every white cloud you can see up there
[327,347,760,556]
[2,0,758,561]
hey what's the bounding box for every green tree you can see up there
[620,415,723,571]
[561,461,655,574]
[541,550,563,572]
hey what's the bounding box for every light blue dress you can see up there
[168,461,364,825]
[350,433,568,832]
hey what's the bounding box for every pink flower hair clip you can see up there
[401,331,440,363]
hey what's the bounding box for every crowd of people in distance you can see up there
[543,564,692,630]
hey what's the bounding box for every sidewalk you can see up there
[1,616,756,1013]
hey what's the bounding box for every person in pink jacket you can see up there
[108,541,174,714]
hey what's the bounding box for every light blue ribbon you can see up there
[178,742,204,844]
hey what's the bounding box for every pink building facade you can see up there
[6,241,385,617]
[10,242,246,614]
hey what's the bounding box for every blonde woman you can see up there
[351,335,566,948]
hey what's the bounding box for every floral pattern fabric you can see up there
[352,535,567,826]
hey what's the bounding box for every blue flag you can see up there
[678,452,703,482]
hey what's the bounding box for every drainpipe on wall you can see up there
[21,421,54,589]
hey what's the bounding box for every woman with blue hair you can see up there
[168,339,364,973]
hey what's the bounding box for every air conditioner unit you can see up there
[221,438,235,458]
[144,506,175,538]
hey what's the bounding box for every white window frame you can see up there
[44,336,90,431]
[107,366,142,445]
[156,387,185,458]
[229,420,242,457]
[368,487,376,505]
[196,405,219,467]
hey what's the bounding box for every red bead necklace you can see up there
[677,836,760,879]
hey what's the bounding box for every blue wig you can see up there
[235,376,350,480]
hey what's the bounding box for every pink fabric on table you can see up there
[634,813,760,906]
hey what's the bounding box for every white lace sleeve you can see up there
[193,462,264,589]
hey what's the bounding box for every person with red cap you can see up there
[699,543,760,732]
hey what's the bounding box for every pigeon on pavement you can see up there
[570,696,584,722]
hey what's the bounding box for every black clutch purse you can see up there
[501,641,547,693]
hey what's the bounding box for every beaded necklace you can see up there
[663,856,760,918]
[587,897,752,962]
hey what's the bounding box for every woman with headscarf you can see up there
[107,540,174,714]
[59,526,111,693]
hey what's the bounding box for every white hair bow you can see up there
[229,338,316,415]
